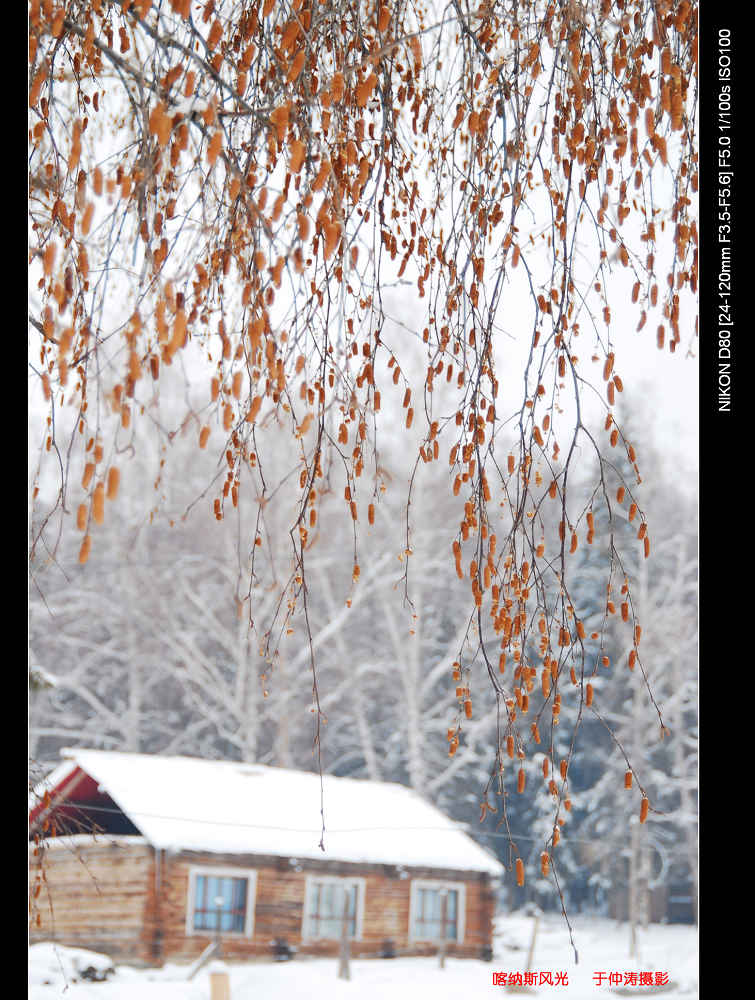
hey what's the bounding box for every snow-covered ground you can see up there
[29,913,698,999]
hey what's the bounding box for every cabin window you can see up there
[409,880,465,943]
[186,867,257,937]
[302,876,365,941]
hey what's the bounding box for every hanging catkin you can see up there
[516,858,525,886]
[92,483,105,524]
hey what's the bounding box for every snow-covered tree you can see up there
[29,0,698,900]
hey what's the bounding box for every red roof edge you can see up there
[29,765,84,830]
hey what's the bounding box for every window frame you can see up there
[185,865,257,939]
[408,879,466,944]
[301,874,367,943]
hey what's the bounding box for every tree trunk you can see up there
[438,891,447,969]
[337,889,351,980]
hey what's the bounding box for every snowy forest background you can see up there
[29,362,697,924]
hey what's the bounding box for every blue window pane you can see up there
[307,882,358,939]
[413,888,459,941]
[192,874,249,934]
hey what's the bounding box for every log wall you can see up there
[29,837,156,965]
[30,840,498,966]
[158,849,496,963]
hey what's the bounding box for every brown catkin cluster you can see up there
[28,0,697,884]
[78,534,91,565]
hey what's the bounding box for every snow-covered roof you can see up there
[33,749,504,876]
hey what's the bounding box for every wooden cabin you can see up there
[29,749,503,966]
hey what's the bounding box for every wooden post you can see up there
[524,914,539,975]
[629,819,640,961]
[337,887,351,980]
[639,838,650,931]
[185,940,220,981]
[438,890,448,969]
[214,894,225,960]
[506,910,540,994]
[209,968,231,1000]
